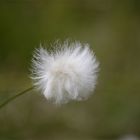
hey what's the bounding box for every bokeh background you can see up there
[0,0,140,140]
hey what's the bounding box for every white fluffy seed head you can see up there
[31,41,99,104]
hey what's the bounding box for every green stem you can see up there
[0,86,34,109]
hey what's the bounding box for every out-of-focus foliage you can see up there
[0,0,140,139]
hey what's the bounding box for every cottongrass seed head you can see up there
[31,41,99,104]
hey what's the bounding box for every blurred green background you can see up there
[0,0,140,140]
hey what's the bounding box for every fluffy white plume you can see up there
[31,41,99,104]
[118,135,139,140]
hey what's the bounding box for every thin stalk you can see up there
[0,86,34,109]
